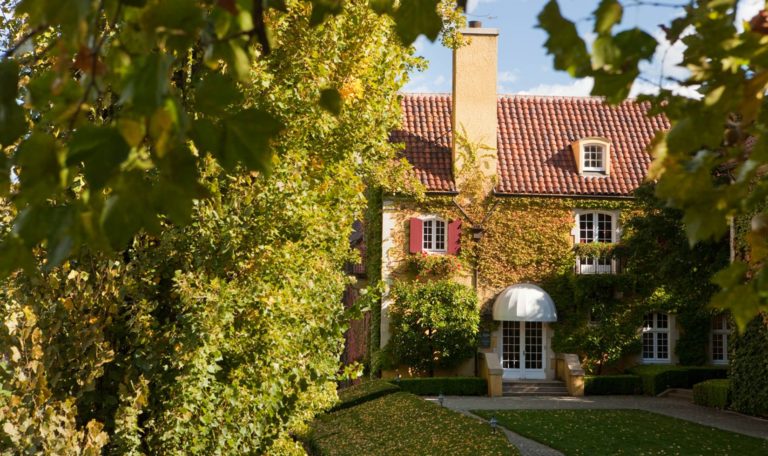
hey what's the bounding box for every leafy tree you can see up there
[0,1,457,453]
[0,0,464,274]
[537,0,768,328]
[387,279,479,376]
[622,183,729,364]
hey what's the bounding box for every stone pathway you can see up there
[426,395,768,456]
[454,409,563,456]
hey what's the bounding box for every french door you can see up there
[500,321,546,380]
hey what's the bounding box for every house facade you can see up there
[373,24,733,386]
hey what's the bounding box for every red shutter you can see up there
[409,218,423,253]
[447,219,462,255]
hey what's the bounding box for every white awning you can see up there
[493,284,558,322]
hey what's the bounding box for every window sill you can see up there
[640,359,672,364]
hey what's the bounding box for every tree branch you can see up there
[1,23,48,60]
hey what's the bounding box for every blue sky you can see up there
[404,0,764,96]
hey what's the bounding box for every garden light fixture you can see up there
[438,393,445,407]
[489,416,497,432]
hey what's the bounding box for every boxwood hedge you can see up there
[395,377,487,396]
[628,365,727,395]
[693,379,731,409]
[584,375,642,395]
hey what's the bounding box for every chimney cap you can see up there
[469,20,482,28]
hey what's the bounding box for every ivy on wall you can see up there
[366,181,728,375]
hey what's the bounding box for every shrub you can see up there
[686,366,728,387]
[693,379,731,409]
[387,280,479,376]
[407,253,463,279]
[730,314,768,417]
[628,365,729,395]
[584,375,642,395]
[395,377,487,396]
[629,365,689,395]
[332,380,400,412]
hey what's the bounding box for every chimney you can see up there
[452,22,498,193]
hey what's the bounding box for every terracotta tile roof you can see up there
[391,94,455,192]
[393,94,670,197]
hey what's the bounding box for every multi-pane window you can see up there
[583,144,605,171]
[711,314,731,364]
[642,312,670,362]
[577,212,614,274]
[422,218,446,252]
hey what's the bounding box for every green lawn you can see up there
[308,392,518,456]
[473,409,768,456]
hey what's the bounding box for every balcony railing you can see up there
[575,255,624,274]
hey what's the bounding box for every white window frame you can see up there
[642,312,672,364]
[711,314,731,365]
[421,216,447,253]
[582,143,606,172]
[572,210,619,274]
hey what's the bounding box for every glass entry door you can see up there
[500,321,546,380]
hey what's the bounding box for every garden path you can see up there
[430,395,768,441]
[454,409,563,456]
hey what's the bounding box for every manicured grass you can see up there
[309,392,518,456]
[332,379,400,411]
[473,409,768,456]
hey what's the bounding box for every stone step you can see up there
[503,380,568,396]
[661,388,693,401]
[504,391,569,397]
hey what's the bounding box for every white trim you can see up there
[421,215,447,253]
[572,210,620,274]
[641,312,672,364]
[582,143,606,172]
[711,314,731,365]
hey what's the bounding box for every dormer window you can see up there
[571,137,611,175]
[583,143,605,172]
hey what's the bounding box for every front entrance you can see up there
[500,321,546,380]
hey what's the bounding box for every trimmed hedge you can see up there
[584,375,642,395]
[628,365,728,395]
[693,379,731,409]
[332,380,400,412]
[730,314,768,417]
[396,377,487,396]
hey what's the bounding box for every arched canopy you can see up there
[493,284,557,322]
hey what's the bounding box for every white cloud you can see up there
[517,78,594,97]
[403,73,450,93]
[736,0,764,31]
[498,70,519,83]
[466,0,497,13]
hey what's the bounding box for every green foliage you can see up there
[628,365,727,396]
[550,273,642,374]
[584,375,642,395]
[0,0,462,276]
[621,183,729,365]
[730,313,768,417]
[474,409,768,455]
[538,1,768,325]
[693,379,731,409]
[387,279,479,376]
[308,392,518,456]
[395,377,486,396]
[332,380,400,412]
[407,252,463,279]
[0,1,426,453]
